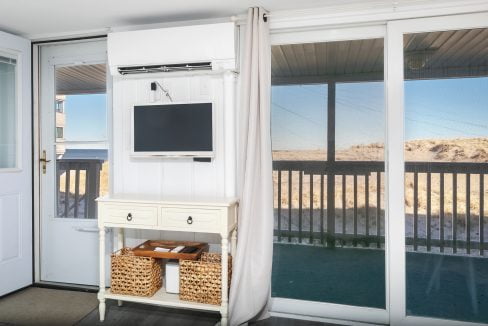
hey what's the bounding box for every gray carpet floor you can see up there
[0,288,339,326]
[0,287,98,326]
[77,300,338,326]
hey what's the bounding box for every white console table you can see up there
[97,194,238,326]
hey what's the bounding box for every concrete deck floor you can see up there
[272,243,488,323]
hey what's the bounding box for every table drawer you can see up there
[161,207,221,232]
[100,203,158,226]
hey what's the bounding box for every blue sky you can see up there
[64,94,107,141]
[63,77,488,149]
[271,77,488,150]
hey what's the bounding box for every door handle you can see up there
[40,150,51,174]
[73,227,111,233]
[73,227,100,233]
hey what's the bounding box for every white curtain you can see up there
[229,7,273,326]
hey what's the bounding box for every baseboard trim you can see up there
[269,311,385,326]
[33,281,98,293]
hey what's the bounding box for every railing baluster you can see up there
[440,173,445,253]
[299,171,303,243]
[413,172,418,251]
[377,172,381,248]
[353,174,358,247]
[320,174,324,245]
[86,161,101,219]
[56,166,62,217]
[64,168,70,217]
[365,174,370,243]
[453,173,458,254]
[277,170,282,242]
[84,168,89,218]
[288,170,292,243]
[326,172,336,248]
[466,173,471,254]
[427,172,432,251]
[74,165,80,218]
[480,174,484,256]
[309,173,314,243]
[342,175,346,238]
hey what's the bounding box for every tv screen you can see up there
[133,103,213,154]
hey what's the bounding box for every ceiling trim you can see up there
[266,0,488,32]
[27,17,230,42]
[23,0,488,42]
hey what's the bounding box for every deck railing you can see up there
[57,158,104,219]
[273,160,488,255]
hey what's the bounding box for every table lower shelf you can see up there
[104,287,222,313]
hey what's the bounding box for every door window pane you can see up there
[55,64,108,219]
[271,38,385,308]
[0,55,17,169]
[404,28,488,323]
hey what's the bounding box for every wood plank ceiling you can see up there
[272,27,488,85]
[56,63,106,95]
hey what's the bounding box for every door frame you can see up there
[32,37,113,286]
[268,24,390,325]
[387,11,488,326]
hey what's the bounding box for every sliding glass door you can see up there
[270,12,488,326]
[388,12,488,326]
[403,26,488,324]
[270,27,389,324]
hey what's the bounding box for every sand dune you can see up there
[273,138,488,229]
[273,137,488,162]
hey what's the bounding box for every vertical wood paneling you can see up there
[112,74,229,246]
[440,173,445,252]
[480,174,485,256]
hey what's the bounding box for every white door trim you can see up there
[33,43,41,283]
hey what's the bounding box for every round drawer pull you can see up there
[187,216,193,225]
[127,213,133,221]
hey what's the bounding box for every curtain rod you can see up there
[230,13,269,25]
[229,0,470,25]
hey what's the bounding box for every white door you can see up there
[0,31,32,296]
[39,40,110,286]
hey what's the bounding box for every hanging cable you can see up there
[152,81,173,102]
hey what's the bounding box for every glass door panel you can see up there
[404,27,488,323]
[271,38,386,308]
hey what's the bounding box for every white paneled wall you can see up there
[112,74,233,247]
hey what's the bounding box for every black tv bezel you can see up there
[130,102,215,158]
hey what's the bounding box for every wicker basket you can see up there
[111,248,162,297]
[179,252,232,305]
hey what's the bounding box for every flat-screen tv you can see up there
[131,102,213,157]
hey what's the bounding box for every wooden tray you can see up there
[132,240,209,260]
